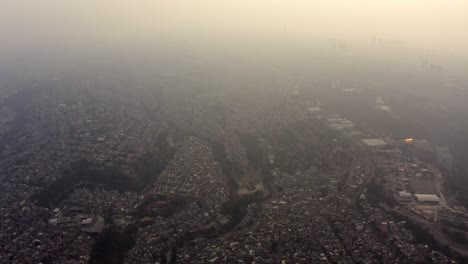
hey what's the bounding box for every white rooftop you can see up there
[82,218,93,225]
[307,107,322,112]
[399,191,412,197]
[361,139,387,147]
[327,117,345,123]
[415,194,440,203]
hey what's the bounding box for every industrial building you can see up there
[361,139,387,148]
[327,116,355,131]
[398,191,413,202]
[415,194,440,204]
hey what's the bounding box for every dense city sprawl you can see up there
[0,79,465,264]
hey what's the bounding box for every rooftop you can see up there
[415,194,440,203]
[361,139,387,147]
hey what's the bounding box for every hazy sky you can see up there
[1,0,468,56]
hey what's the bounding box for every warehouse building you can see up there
[361,138,387,148]
[398,191,413,202]
[415,194,440,204]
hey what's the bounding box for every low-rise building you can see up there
[361,139,387,148]
[415,194,440,204]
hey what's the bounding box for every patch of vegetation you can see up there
[239,134,265,168]
[89,224,138,264]
[390,212,468,263]
[366,179,395,207]
[135,127,183,185]
[442,228,468,245]
[219,190,265,230]
[209,141,239,191]
[133,194,187,218]
[31,160,141,207]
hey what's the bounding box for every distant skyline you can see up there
[1,0,468,57]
